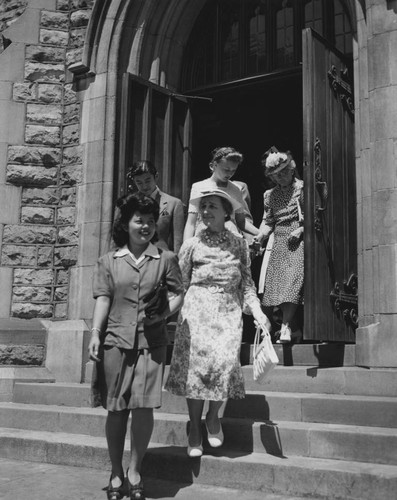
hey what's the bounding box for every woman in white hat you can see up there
[165,188,270,457]
[255,150,304,343]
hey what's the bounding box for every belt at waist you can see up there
[190,283,233,294]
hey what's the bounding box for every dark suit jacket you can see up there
[154,190,185,254]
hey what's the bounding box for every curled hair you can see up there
[112,193,160,247]
[209,146,243,170]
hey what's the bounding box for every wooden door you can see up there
[302,29,356,342]
[118,73,192,203]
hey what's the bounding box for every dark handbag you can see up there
[143,273,168,318]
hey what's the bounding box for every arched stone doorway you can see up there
[114,1,357,341]
[72,0,363,343]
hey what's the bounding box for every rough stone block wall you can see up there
[0,0,93,320]
[0,0,27,33]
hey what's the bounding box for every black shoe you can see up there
[107,474,124,500]
[127,474,145,500]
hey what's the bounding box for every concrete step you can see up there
[0,366,54,403]
[240,342,356,367]
[1,402,396,466]
[0,458,324,500]
[240,365,397,396]
[16,364,397,401]
[0,428,396,500]
[13,382,397,428]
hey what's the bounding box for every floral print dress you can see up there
[164,229,261,401]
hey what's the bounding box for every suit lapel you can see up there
[157,191,168,216]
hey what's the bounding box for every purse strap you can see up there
[253,325,271,355]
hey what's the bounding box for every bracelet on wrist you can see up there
[91,327,101,335]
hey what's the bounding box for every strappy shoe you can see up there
[107,474,124,500]
[127,475,145,500]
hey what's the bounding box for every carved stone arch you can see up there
[122,0,207,89]
[76,0,206,89]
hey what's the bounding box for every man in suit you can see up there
[127,161,185,254]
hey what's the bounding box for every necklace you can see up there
[202,229,228,246]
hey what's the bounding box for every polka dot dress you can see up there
[261,179,304,307]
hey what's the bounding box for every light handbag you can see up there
[253,326,279,382]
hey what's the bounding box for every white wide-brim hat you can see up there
[189,187,241,212]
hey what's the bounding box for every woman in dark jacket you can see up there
[88,193,184,500]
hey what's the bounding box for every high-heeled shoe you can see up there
[205,419,224,448]
[107,473,124,500]
[127,470,145,500]
[187,433,203,457]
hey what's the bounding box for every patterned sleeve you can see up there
[178,238,196,291]
[262,189,275,227]
[239,238,261,313]
[92,254,113,299]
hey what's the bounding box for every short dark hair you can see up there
[112,193,160,247]
[128,160,157,179]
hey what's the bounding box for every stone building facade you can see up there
[0,0,396,380]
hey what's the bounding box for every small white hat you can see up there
[189,187,241,211]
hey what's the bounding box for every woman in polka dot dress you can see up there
[254,150,304,343]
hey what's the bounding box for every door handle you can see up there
[315,177,328,212]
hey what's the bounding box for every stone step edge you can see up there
[1,427,396,476]
[2,403,397,437]
[0,367,54,381]
[1,428,396,500]
[11,385,397,403]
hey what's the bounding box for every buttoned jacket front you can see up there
[93,247,183,349]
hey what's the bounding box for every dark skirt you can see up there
[91,345,167,411]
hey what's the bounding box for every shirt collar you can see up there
[151,186,160,200]
[114,242,160,259]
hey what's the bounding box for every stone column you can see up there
[355,0,397,367]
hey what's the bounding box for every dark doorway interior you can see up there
[189,71,303,227]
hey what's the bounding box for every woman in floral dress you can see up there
[255,150,304,344]
[165,188,270,458]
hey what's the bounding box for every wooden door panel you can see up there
[303,29,356,342]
